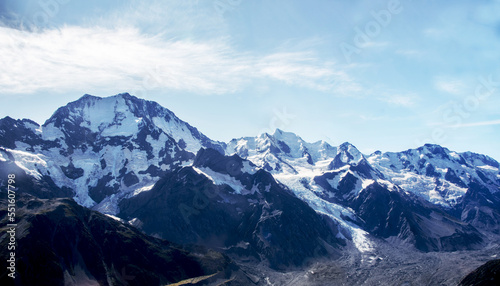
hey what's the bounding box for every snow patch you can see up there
[42,124,65,140]
[92,194,120,214]
[152,117,202,153]
[133,184,155,196]
[9,149,46,179]
[362,179,375,189]
[193,167,247,194]
[478,165,499,171]
[105,214,125,222]
[242,161,258,174]
[0,151,7,162]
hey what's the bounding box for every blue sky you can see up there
[1,0,499,160]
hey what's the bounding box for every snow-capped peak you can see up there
[43,93,225,154]
[1,93,228,211]
[227,129,339,168]
[367,144,500,207]
[336,142,364,164]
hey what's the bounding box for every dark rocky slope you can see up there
[0,193,252,286]
[459,259,500,286]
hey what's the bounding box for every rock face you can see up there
[0,193,252,286]
[348,182,484,252]
[459,259,500,286]
[119,148,344,270]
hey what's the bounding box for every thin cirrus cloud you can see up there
[434,78,467,95]
[378,93,417,107]
[454,119,500,128]
[0,25,354,96]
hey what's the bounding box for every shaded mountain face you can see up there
[0,194,252,286]
[0,93,225,212]
[459,259,500,286]
[118,148,344,270]
[348,183,483,251]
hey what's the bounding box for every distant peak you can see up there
[423,143,443,148]
[271,128,303,141]
[78,94,100,100]
[44,92,164,128]
[419,144,449,155]
[77,93,137,102]
[272,128,295,135]
[0,116,16,122]
[274,128,284,135]
[339,142,355,150]
[337,142,363,161]
[258,132,273,140]
[111,92,137,101]
[21,118,40,126]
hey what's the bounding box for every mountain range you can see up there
[1,93,499,285]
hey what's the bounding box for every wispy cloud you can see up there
[434,78,466,95]
[357,41,389,49]
[256,53,361,94]
[377,93,418,107]
[0,25,355,96]
[454,119,500,128]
